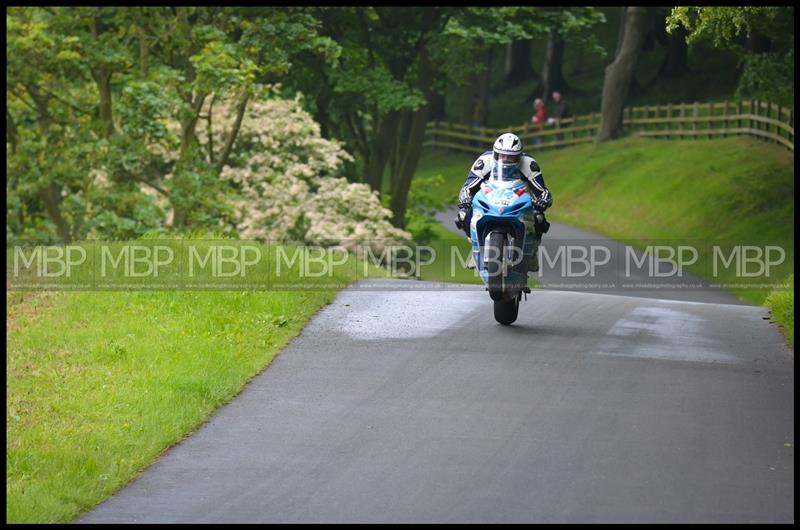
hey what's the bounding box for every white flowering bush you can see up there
[214,92,411,253]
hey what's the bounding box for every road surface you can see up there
[79,276,793,523]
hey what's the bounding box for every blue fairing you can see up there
[470,179,536,285]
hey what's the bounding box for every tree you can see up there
[290,7,537,227]
[597,6,649,142]
[534,8,607,101]
[217,94,410,252]
[651,8,690,81]
[502,40,537,88]
[7,7,338,241]
[666,7,794,106]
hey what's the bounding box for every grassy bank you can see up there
[6,244,385,523]
[539,136,794,306]
[764,274,794,348]
[414,136,794,343]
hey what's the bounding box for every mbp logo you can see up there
[625,245,699,278]
[540,244,612,277]
[100,245,175,277]
[187,244,262,277]
[713,245,786,278]
[13,245,87,277]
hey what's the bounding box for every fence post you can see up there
[708,102,714,140]
[768,101,774,145]
[653,105,658,134]
[666,103,672,137]
[721,101,728,138]
[737,100,742,134]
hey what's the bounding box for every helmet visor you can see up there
[492,154,521,181]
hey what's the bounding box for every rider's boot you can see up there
[527,237,541,274]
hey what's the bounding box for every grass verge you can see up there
[6,243,385,523]
[764,274,794,349]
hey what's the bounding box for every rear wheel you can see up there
[494,294,520,325]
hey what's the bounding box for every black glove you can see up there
[533,197,549,210]
[534,190,552,211]
[454,207,468,230]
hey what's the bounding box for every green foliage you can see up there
[667,7,779,48]
[405,173,448,243]
[331,50,426,113]
[764,275,794,348]
[736,49,794,108]
[7,7,339,243]
[443,7,538,45]
[666,7,794,107]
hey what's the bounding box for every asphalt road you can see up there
[79,278,794,523]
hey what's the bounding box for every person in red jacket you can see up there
[530,98,547,147]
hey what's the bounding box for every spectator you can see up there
[530,98,547,147]
[551,91,571,125]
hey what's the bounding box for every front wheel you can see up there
[486,231,506,301]
[494,294,520,325]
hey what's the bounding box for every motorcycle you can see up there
[467,168,544,325]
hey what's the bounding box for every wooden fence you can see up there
[423,100,794,154]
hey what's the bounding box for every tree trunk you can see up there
[615,7,627,57]
[215,92,249,174]
[7,109,18,154]
[428,91,446,121]
[26,85,52,136]
[138,24,149,77]
[179,92,207,158]
[641,7,657,52]
[206,95,216,163]
[364,110,401,192]
[461,48,492,126]
[655,24,690,79]
[92,66,115,137]
[597,6,649,143]
[38,184,71,241]
[389,48,435,228]
[503,40,536,87]
[746,31,771,53]
[478,47,492,125]
[90,15,115,137]
[316,89,332,139]
[460,81,479,124]
[174,90,207,228]
[538,29,569,100]
[26,85,72,239]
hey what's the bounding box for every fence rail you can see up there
[424,100,794,154]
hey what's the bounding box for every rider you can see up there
[454,132,553,272]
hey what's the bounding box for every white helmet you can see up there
[493,132,523,158]
[492,132,522,180]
